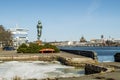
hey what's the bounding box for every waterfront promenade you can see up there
[0,50,87,59]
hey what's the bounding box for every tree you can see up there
[0,25,12,46]
[0,25,5,32]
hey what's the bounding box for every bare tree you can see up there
[0,25,12,46]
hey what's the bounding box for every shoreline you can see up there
[0,51,120,80]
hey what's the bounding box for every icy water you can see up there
[0,61,84,80]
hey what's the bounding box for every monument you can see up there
[36,20,42,45]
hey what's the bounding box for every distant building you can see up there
[8,27,28,48]
[113,39,120,43]
[80,36,87,42]
[68,41,74,45]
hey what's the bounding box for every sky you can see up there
[0,0,120,42]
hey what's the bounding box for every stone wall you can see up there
[85,64,108,75]
[0,56,56,61]
[114,53,120,62]
[57,56,95,67]
[60,49,98,60]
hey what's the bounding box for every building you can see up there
[8,27,28,48]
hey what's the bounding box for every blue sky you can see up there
[0,0,120,42]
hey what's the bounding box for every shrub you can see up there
[43,43,60,53]
[27,43,40,53]
[17,43,60,53]
[17,43,28,53]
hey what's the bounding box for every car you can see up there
[3,46,15,51]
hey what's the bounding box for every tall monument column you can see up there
[37,20,42,40]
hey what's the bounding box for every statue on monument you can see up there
[37,20,42,40]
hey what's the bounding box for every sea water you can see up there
[0,61,84,80]
[59,46,120,62]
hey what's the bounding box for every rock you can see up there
[114,53,120,62]
[85,64,107,75]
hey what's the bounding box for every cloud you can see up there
[87,0,101,15]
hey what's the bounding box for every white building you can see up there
[9,27,28,48]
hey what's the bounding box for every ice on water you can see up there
[0,61,84,79]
